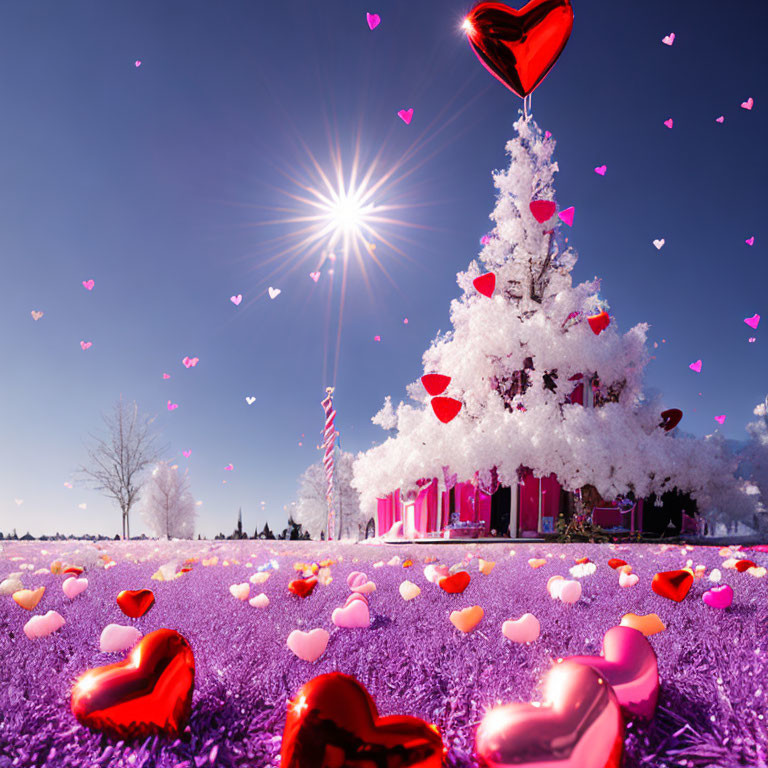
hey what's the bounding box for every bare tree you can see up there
[79,398,165,539]
[141,461,196,539]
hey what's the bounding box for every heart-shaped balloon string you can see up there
[464,0,574,99]
[475,660,624,768]
[71,629,195,739]
[281,673,443,768]
[564,626,659,719]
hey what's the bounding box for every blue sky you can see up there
[0,1,765,537]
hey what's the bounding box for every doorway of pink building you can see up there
[518,471,541,537]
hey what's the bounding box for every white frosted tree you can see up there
[293,450,365,540]
[353,115,756,530]
[742,396,768,531]
[141,461,196,539]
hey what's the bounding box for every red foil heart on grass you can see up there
[281,672,443,768]
[734,559,757,572]
[431,397,463,424]
[564,626,659,719]
[289,576,318,598]
[465,0,574,98]
[116,589,155,619]
[438,571,471,594]
[476,661,623,768]
[71,628,194,739]
[421,374,451,396]
[651,569,693,602]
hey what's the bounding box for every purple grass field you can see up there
[1,540,767,768]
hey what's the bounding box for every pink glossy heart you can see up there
[689,360,702,373]
[286,628,330,662]
[741,97,754,110]
[594,165,607,175]
[744,314,760,330]
[714,415,726,425]
[664,118,674,128]
[397,108,413,125]
[565,626,659,719]
[230,294,242,306]
[332,599,370,628]
[703,584,733,609]
[62,576,88,599]
[249,593,269,608]
[24,610,65,639]
[100,624,142,653]
[502,613,540,643]
[746,237,755,246]
[366,12,380,30]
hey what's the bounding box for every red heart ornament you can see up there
[476,661,624,768]
[281,672,443,768]
[438,571,471,594]
[116,589,155,619]
[465,0,574,99]
[529,199,557,223]
[608,558,628,570]
[431,397,463,424]
[588,310,610,335]
[289,576,318,598]
[71,629,194,739]
[564,626,659,719]
[659,408,683,431]
[651,569,693,602]
[421,374,451,396]
[473,272,496,297]
[734,559,757,572]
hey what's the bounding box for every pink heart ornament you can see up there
[741,97,754,110]
[366,12,380,30]
[664,118,674,128]
[23,610,65,639]
[345,593,368,607]
[714,415,726,425]
[594,165,606,175]
[662,33,675,45]
[167,401,179,411]
[286,628,329,662]
[689,360,702,373]
[744,314,760,330]
[182,450,191,458]
[62,576,88,599]
[332,599,370,628]
[99,624,142,653]
[502,613,540,643]
[715,116,724,123]
[746,236,755,246]
[397,108,414,125]
[703,584,733,609]
[351,581,376,594]
[80,341,92,350]
[309,272,320,282]
[230,294,242,305]
[82,279,95,290]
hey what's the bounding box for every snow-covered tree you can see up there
[353,114,756,529]
[140,461,196,539]
[742,396,768,531]
[293,450,365,540]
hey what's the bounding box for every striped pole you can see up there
[321,387,337,540]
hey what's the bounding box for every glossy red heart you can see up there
[71,629,194,739]
[529,200,557,223]
[63,566,84,576]
[651,569,693,602]
[289,576,318,598]
[608,558,628,570]
[588,311,610,335]
[465,0,574,98]
[421,374,451,396]
[473,272,496,297]
[476,661,624,768]
[431,397,463,424]
[116,589,155,619]
[735,559,757,572]
[281,672,443,768]
[438,571,471,594]
[659,408,683,431]
[564,626,659,719]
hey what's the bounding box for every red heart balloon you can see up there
[608,558,628,570]
[116,589,155,619]
[587,310,610,335]
[465,0,574,98]
[473,272,496,297]
[659,408,683,431]
[476,661,624,768]
[421,374,451,396]
[734,559,757,572]
[71,629,195,739]
[431,397,463,424]
[651,569,693,602]
[564,626,659,719]
[289,576,318,598]
[281,672,443,768]
[529,199,557,223]
[438,571,471,594]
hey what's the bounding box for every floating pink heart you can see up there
[134,60,141,68]
[397,108,414,125]
[332,599,370,628]
[182,356,199,368]
[558,206,575,227]
[224,464,234,471]
[230,294,242,306]
[162,373,170,379]
[167,401,179,411]
[703,584,733,609]
[715,116,724,123]
[82,279,95,290]
[182,450,191,458]
[741,97,754,110]
[309,271,320,282]
[746,236,755,246]
[662,33,675,45]
[287,628,329,662]
[80,341,92,350]
[744,314,760,330]
[594,165,606,176]
[366,12,380,30]
[714,415,726,425]
[374,335,381,342]
[664,118,674,129]
[689,360,702,373]
[100,624,142,653]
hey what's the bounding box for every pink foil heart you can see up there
[565,626,659,719]
[714,415,726,425]
[397,108,414,125]
[332,599,370,628]
[82,279,95,290]
[703,584,733,609]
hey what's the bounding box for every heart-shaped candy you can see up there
[100,624,142,653]
[13,587,45,610]
[528,558,547,569]
[399,580,421,601]
[734,559,757,572]
[24,610,65,639]
[63,576,89,599]
[250,571,270,584]
[439,571,470,594]
[332,599,370,628]
[476,661,623,768]
[0,577,24,595]
[565,626,659,719]
[547,575,565,598]
[502,613,540,643]
[659,409,683,431]
[608,558,627,569]
[116,589,156,618]
[651,569,693,602]
[287,628,330,662]
[289,577,318,598]
[345,592,368,606]
[71,629,194,739]
[703,584,733,609]
[281,673,443,768]
[450,606,484,633]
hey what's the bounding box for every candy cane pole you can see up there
[321,387,337,540]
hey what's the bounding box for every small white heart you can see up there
[653,238,665,250]
[245,396,256,405]
[268,287,281,299]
